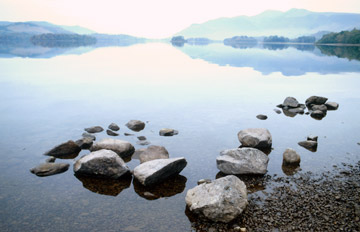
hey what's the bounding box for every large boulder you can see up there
[305,96,328,107]
[282,148,301,166]
[217,148,269,175]
[125,120,145,132]
[84,126,104,133]
[283,97,299,108]
[237,128,272,149]
[90,138,134,158]
[133,157,187,186]
[30,163,69,177]
[43,140,81,159]
[325,102,339,110]
[185,175,248,223]
[74,149,130,179]
[139,145,169,163]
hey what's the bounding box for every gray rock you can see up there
[306,96,328,106]
[136,140,151,146]
[307,135,318,142]
[159,128,179,136]
[84,126,104,133]
[288,107,305,114]
[106,129,119,136]
[237,128,272,149]
[216,148,269,175]
[133,157,187,186]
[298,140,318,152]
[124,133,134,136]
[325,101,339,110]
[74,149,130,179]
[125,120,145,132]
[310,104,327,112]
[283,97,299,108]
[90,138,135,158]
[30,163,69,177]
[139,145,169,164]
[283,148,301,166]
[108,123,120,131]
[185,175,248,223]
[274,109,282,114]
[311,110,326,119]
[43,140,81,159]
[75,137,94,149]
[45,156,56,163]
[82,132,96,141]
[197,179,212,185]
[256,114,267,120]
[132,148,146,160]
[137,136,147,141]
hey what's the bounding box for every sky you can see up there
[0,0,359,38]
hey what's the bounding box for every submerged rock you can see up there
[139,145,169,163]
[108,123,120,131]
[43,140,81,159]
[185,175,248,223]
[237,128,272,149]
[159,128,179,136]
[82,132,96,141]
[106,129,119,136]
[137,136,147,141]
[133,157,187,186]
[74,149,130,179]
[84,126,104,133]
[90,138,135,158]
[310,110,326,120]
[305,96,328,107]
[256,114,268,120]
[325,101,339,110]
[125,120,145,132]
[282,148,301,166]
[75,137,93,150]
[217,148,269,175]
[298,140,318,152]
[288,107,305,114]
[283,97,299,108]
[30,163,69,177]
[136,140,151,146]
[274,109,282,114]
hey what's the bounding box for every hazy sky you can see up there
[0,0,359,38]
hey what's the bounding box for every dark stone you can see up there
[137,136,147,141]
[108,123,120,131]
[283,97,299,108]
[310,110,326,120]
[43,140,81,159]
[82,132,96,141]
[298,140,318,152]
[325,102,339,110]
[106,129,119,136]
[256,114,268,120]
[45,156,56,163]
[84,126,104,133]
[30,163,69,177]
[274,109,281,114]
[159,128,179,136]
[305,96,328,107]
[125,120,145,132]
[124,133,134,136]
[75,137,93,149]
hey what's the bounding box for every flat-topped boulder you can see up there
[125,120,145,132]
[43,140,81,159]
[30,163,69,177]
[217,148,269,175]
[139,145,169,163]
[185,175,248,223]
[84,126,104,133]
[133,157,187,186]
[90,138,134,158]
[237,128,272,149]
[74,149,130,179]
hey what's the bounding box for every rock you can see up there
[274,109,282,114]
[75,137,94,149]
[283,97,299,108]
[136,140,151,146]
[124,133,134,136]
[288,107,305,114]
[216,148,269,175]
[310,104,327,112]
[82,132,96,141]
[283,148,301,166]
[125,120,145,132]
[30,163,69,177]
[132,148,146,160]
[298,141,318,152]
[90,138,135,158]
[45,156,56,163]
[84,126,104,133]
[197,179,212,185]
[325,101,339,110]
[237,128,272,149]
[307,135,318,142]
[137,136,147,141]
[282,109,297,117]
[74,149,130,179]
[133,157,187,186]
[159,128,179,136]
[138,145,169,163]
[256,114,267,120]
[106,129,119,136]
[305,96,328,106]
[311,110,326,120]
[185,175,248,223]
[108,123,120,131]
[43,140,81,159]
[276,104,284,108]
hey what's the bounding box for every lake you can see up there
[0,42,360,231]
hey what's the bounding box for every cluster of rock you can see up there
[277,96,339,119]
[298,135,318,152]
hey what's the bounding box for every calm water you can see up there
[0,42,360,231]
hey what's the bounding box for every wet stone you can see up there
[106,129,119,136]
[274,109,281,114]
[84,126,104,133]
[256,114,268,120]
[108,123,120,131]
[125,120,145,132]
[159,128,179,136]
[75,137,93,149]
[30,163,69,177]
[137,136,147,141]
[298,140,318,152]
[82,132,96,141]
[43,140,81,159]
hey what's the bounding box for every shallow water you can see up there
[0,42,360,231]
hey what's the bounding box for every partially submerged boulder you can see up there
[237,128,272,149]
[82,132,96,141]
[133,157,187,186]
[305,96,328,107]
[139,145,169,163]
[74,149,130,179]
[108,123,120,131]
[43,140,81,159]
[185,175,248,223]
[283,97,299,108]
[75,137,93,150]
[90,138,135,158]
[84,126,104,133]
[283,148,301,166]
[325,101,339,110]
[106,129,119,136]
[298,140,318,152]
[159,128,179,136]
[125,120,145,132]
[30,163,69,177]
[216,148,269,175]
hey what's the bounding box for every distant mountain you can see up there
[0,22,71,34]
[59,25,96,34]
[175,9,360,40]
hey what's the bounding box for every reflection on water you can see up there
[318,45,360,61]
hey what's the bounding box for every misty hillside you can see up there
[175,9,360,40]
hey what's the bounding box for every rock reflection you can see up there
[215,172,268,193]
[282,164,301,176]
[133,175,187,200]
[75,174,132,196]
